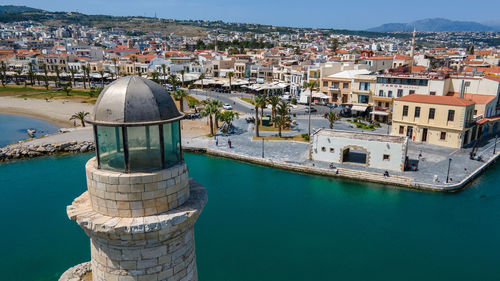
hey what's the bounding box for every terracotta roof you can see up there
[477,114,500,125]
[446,92,496,105]
[364,56,393,60]
[395,95,475,106]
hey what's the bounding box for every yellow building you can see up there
[392,95,476,148]
[350,74,376,116]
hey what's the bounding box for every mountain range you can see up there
[368,18,498,32]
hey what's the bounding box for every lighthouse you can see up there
[60,76,207,281]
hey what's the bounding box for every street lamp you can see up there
[261,138,265,158]
[446,158,452,183]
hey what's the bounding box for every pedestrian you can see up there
[228,139,232,148]
[73,120,77,127]
[383,170,389,178]
[215,138,218,147]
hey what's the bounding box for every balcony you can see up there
[329,86,340,92]
[372,96,394,102]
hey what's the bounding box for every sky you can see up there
[1,0,499,30]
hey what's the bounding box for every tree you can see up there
[112,57,119,78]
[130,55,137,75]
[267,95,280,126]
[218,110,239,133]
[329,38,339,53]
[99,70,105,87]
[201,101,217,136]
[62,84,72,96]
[166,74,180,92]
[257,95,267,120]
[54,65,60,86]
[14,69,21,85]
[69,68,76,86]
[325,112,340,129]
[304,81,318,137]
[198,73,205,89]
[274,115,286,138]
[161,64,167,85]
[41,64,49,89]
[82,65,87,89]
[70,111,90,127]
[179,69,185,87]
[210,99,223,129]
[28,62,34,85]
[252,95,266,137]
[89,86,103,98]
[227,71,234,93]
[152,72,160,83]
[1,61,7,87]
[171,89,188,112]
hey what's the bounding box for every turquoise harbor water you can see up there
[1,153,500,281]
[0,113,60,147]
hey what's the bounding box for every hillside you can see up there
[368,18,497,32]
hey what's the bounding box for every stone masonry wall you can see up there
[85,158,190,217]
[90,226,197,281]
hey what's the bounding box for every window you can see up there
[388,91,393,98]
[440,132,446,140]
[321,147,326,152]
[429,108,435,119]
[430,91,436,96]
[385,102,390,107]
[323,81,328,87]
[343,82,349,89]
[397,89,403,97]
[378,102,382,107]
[415,107,421,118]
[383,154,390,161]
[359,82,370,91]
[330,148,335,153]
[403,105,409,116]
[358,95,369,104]
[409,90,415,95]
[447,110,455,122]
[399,126,404,134]
[379,90,384,97]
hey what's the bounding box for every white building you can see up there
[311,129,408,172]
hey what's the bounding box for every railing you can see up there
[329,86,340,91]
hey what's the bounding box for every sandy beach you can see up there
[0,96,94,128]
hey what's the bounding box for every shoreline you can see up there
[0,107,72,128]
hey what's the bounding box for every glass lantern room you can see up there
[88,76,183,173]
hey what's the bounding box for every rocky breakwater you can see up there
[0,141,95,162]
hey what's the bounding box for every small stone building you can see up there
[311,129,408,171]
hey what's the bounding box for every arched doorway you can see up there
[340,145,370,166]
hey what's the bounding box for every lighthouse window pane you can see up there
[96,126,125,171]
[127,125,162,171]
[163,121,181,167]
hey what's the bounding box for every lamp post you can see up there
[446,158,452,183]
[494,135,498,155]
[262,138,265,158]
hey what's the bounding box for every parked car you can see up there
[305,107,317,113]
[326,103,337,109]
[223,104,233,110]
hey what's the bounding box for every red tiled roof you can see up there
[395,95,475,106]
[477,115,500,125]
[446,92,496,105]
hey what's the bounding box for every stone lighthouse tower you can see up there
[60,76,207,281]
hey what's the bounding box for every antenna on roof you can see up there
[459,80,465,99]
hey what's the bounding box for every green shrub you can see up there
[301,133,310,141]
[291,98,297,105]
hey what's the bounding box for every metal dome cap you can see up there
[89,76,182,126]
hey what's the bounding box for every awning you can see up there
[370,111,389,116]
[351,105,368,112]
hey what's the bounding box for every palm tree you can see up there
[70,111,90,127]
[130,55,137,75]
[28,62,34,85]
[257,95,267,121]
[304,81,318,137]
[112,57,119,78]
[210,99,223,129]
[201,101,217,136]
[198,73,206,90]
[14,69,22,85]
[54,65,60,86]
[227,71,234,93]
[62,83,72,96]
[41,64,49,89]
[99,70,105,87]
[171,89,188,112]
[1,61,7,87]
[166,74,180,92]
[161,64,167,85]
[81,65,87,89]
[179,69,185,88]
[69,68,76,86]
[325,112,339,129]
[274,115,286,138]
[268,95,280,126]
[218,110,239,133]
[152,72,160,83]
[252,95,266,137]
